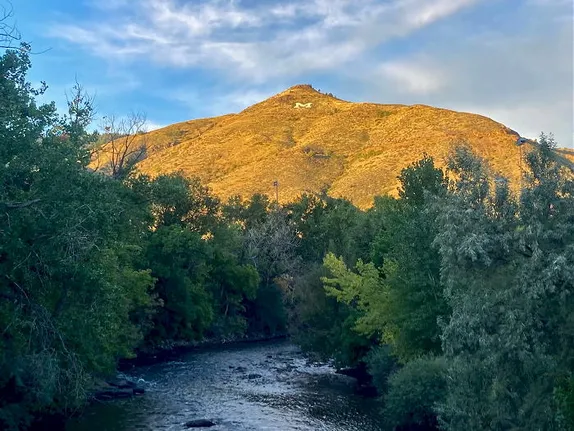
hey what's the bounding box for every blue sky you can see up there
[10,0,574,147]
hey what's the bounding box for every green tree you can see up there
[139,174,262,342]
[143,173,220,231]
[319,156,449,364]
[205,224,260,338]
[384,357,447,431]
[287,192,362,265]
[370,156,449,362]
[0,47,154,429]
[435,141,574,430]
[143,225,213,342]
[222,193,271,230]
[286,193,371,364]
[291,263,372,366]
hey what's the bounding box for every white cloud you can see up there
[404,0,478,27]
[49,0,481,80]
[461,103,571,143]
[364,7,573,147]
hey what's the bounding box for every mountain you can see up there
[97,84,574,208]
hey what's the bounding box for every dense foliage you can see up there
[0,48,289,429]
[1,46,573,431]
[295,141,574,430]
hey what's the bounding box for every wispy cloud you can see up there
[364,5,573,146]
[49,0,480,81]
[39,0,573,147]
[145,121,167,131]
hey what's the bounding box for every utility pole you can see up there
[516,137,526,190]
[273,179,279,204]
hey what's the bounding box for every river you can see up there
[66,340,384,430]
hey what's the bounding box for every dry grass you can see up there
[92,84,574,208]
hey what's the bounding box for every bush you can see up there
[365,345,398,395]
[556,375,574,429]
[247,283,287,336]
[384,357,447,430]
[290,264,371,367]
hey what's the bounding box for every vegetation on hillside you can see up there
[93,83,574,209]
[2,41,573,431]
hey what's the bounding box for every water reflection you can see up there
[67,341,383,431]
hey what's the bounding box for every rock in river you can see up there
[92,378,145,401]
[184,419,216,428]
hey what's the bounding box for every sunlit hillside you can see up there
[93,84,573,208]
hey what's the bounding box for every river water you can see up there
[66,341,384,431]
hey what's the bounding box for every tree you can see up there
[244,208,299,335]
[136,174,262,342]
[318,156,449,364]
[384,357,447,430]
[61,81,98,153]
[434,141,574,430]
[371,156,449,362]
[286,192,362,265]
[205,224,260,338]
[143,173,220,231]
[143,225,213,342]
[92,112,148,180]
[291,262,373,367]
[397,153,447,205]
[245,207,299,289]
[222,193,271,230]
[0,48,155,429]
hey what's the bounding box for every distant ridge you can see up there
[94,85,574,208]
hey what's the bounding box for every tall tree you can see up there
[320,156,449,363]
[435,141,574,429]
[0,48,154,429]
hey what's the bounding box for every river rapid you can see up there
[66,340,384,431]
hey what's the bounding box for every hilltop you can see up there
[95,84,573,208]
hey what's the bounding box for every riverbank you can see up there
[96,334,291,403]
[119,333,290,369]
[28,334,289,430]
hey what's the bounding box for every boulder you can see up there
[108,379,137,389]
[184,419,216,428]
[93,388,135,401]
[92,379,145,400]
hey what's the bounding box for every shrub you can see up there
[365,345,398,395]
[556,375,574,429]
[384,357,447,430]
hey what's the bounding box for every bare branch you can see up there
[0,3,52,54]
[65,78,97,127]
[0,1,21,50]
[95,112,149,179]
[1,198,41,209]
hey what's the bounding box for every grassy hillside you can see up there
[94,84,572,207]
